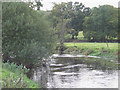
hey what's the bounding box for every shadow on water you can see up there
[28,54,118,88]
[52,57,118,70]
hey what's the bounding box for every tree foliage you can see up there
[66,2,90,39]
[49,2,90,40]
[28,0,43,10]
[83,5,118,42]
[2,2,55,68]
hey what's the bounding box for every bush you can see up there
[2,2,56,68]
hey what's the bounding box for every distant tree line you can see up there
[49,2,118,42]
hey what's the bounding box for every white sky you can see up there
[40,0,120,11]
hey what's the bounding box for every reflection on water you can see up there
[32,55,118,88]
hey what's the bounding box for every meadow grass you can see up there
[64,42,118,51]
[64,42,118,59]
[77,31,84,38]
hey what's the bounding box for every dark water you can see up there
[31,54,118,88]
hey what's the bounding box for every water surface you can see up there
[32,54,118,88]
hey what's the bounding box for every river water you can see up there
[32,54,118,88]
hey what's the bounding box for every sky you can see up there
[40,0,120,11]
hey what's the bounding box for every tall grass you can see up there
[1,62,39,88]
[2,62,30,75]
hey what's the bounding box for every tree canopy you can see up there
[49,2,90,40]
[83,5,118,42]
[2,2,55,68]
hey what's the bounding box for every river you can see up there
[31,54,118,88]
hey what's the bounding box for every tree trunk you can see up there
[72,35,74,39]
[88,37,91,41]
[59,12,64,55]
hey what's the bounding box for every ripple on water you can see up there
[33,54,118,88]
[48,66,118,88]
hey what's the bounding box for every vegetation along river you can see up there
[30,54,118,88]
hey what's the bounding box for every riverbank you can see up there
[1,62,40,88]
[62,43,118,60]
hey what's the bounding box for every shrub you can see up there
[2,2,56,68]
[2,62,29,75]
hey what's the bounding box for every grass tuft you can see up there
[1,62,40,88]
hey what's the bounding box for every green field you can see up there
[64,43,118,51]
[77,31,84,38]
[63,42,118,59]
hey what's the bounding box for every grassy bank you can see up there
[63,42,118,60]
[1,62,39,88]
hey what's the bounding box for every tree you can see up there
[49,2,90,54]
[2,2,55,68]
[28,0,43,10]
[67,2,90,39]
[83,5,118,42]
[49,2,69,54]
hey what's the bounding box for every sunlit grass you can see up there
[63,42,118,59]
[64,42,118,51]
[77,31,84,38]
